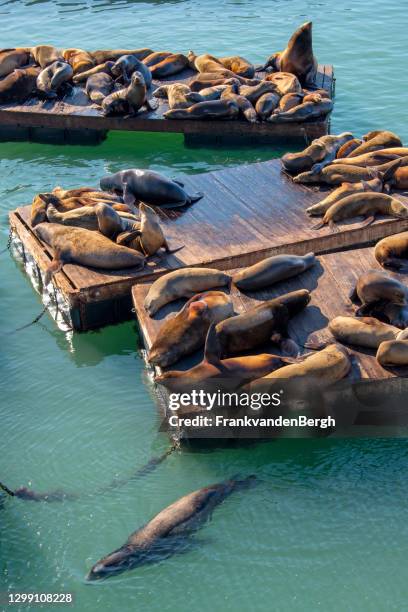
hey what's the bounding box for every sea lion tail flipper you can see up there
[188,191,204,204]
[164,242,185,254]
[360,215,375,228]
[203,323,222,366]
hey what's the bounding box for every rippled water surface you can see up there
[1,1,408,610]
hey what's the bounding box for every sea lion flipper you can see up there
[44,251,63,285]
[164,242,185,254]
[360,215,375,228]
[328,220,339,233]
[203,323,222,366]
[311,220,325,230]
[116,229,141,246]
[188,191,204,204]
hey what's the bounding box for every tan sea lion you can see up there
[255,92,280,120]
[264,72,302,95]
[350,270,408,314]
[36,60,73,98]
[376,339,408,366]
[328,316,399,349]
[148,292,234,368]
[330,151,403,167]
[215,289,311,356]
[294,157,402,185]
[46,202,138,232]
[220,85,257,122]
[52,186,123,203]
[384,166,408,190]
[312,192,408,230]
[142,51,173,67]
[233,253,316,291]
[31,191,127,226]
[187,51,228,73]
[63,48,95,75]
[375,232,408,271]
[238,81,277,104]
[282,132,354,174]
[189,72,260,87]
[90,48,153,65]
[117,202,179,256]
[278,92,303,112]
[305,177,384,216]
[149,53,189,78]
[336,139,363,159]
[268,97,333,123]
[102,71,157,116]
[218,55,255,78]
[144,268,231,316]
[164,99,239,120]
[348,131,403,158]
[187,79,240,102]
[262,22,318,86]
[0,66,40,104]
[153,83,200,109]
[0,48,30,77]
[31,45,62,68]
[85,72,114,104]
[72,61,114,84]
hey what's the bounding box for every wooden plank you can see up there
[131,247,408,382]
[0,66,333,143]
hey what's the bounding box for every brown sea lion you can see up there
[187,51,228,74]
[164,99,239,120]
[376,339,408,366]
[278,92,303,112]
[36,61,73,98]
[255,92,280,120]
[350,270,408,314]
[190,79,239,102]
[328,316,399,349]
[370,302,408,329]
[330,151,403,168]
[305,177,384,216]
[268,97,333,123]
[72,61,114,84]
[90,48,153,65]
[282,132,354,174]
[189,72,260,88]
[0,48,30,77]
[348,131,403,158]
[264,72,302,95]
[155,323,292,392]
[142,51,173,67]
[336,139,363,159]
[117,202,178,256]
[144,268,231,316]
[94,203,139,240]
[220,85,257,122]
[0,67,40,104]
[31,45,62,68]
[375,232,408,271]
[31,191,129,226]
[149,53,189,78]
[384,166,408,190]
[102,71,157,116]
[52,186,123,203]
[215,289,311,356]
[46,203,138,232]
[111,55,152,87]
[218,55,255,78]
[85,72,114,104]
[153,83,201,109]
[238,81,277,104]
[294,157,402,185]
[148,292,234,368]
[233,253,315,291]
[63,48,95,75]
[312,192,408,230]
[262,22,318,86]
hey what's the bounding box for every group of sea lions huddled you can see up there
[0,22,332,123]
[281,130,408,230]
[29,168,203,282]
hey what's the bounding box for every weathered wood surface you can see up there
[0,65,333,142]
[9,157,408,313]
[132,247,408,381]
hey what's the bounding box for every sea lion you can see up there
[376,339,408,366]
[282,132,354,174]
[233,253,316,291]
[268,97,333,123]
[31,191,126,227]
[142,51,173,67]
[238,81,277,104]
[36,61,73,98]
[31,45,62,68]
[262,22,318,86]
[187,79,240,102]
[247,343,351,389]
[336,139,363,159]
[255,92,280,120]
[294,158,402,185]
[330,151,403,168]
[34,223,145,282]
[264,72,302,96]
[153,83,201,109]
[72,61,114,84]
[149,53,189,78]
[155,323,293,392]
[100,168,203,209]
[62,48,95,75]
[384,166,408,190]
[90,48,153,65]
[111,54,152,88]
[102,71,156,116]
[94,203,139,240]
[164,99,239,120]
[220,86,257,122]
[375,232,408,271]
[0,67,40,104]
[46,202,138,233]
[190,72,260,87]
[187,51,228,73]
[370,302,408,329]
[0,48,30,77]
[347,131,403,158]
[117,202,178,256]
[86,476,255,581]
[328,316,399,349]
[148,291,234,368]
[305,177,384,216]
[85,72,114,104]
[278,92,303,112]
[312,192,408,230]
[218,55,255,78]
[350,270,408,314]
[145,268,231,316]
[215,289,311,356]
[52,186,123,203]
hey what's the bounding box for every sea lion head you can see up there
[390,198,408,218]
[100,173,119,192]
[187,50,197,68]
[30,193,60,226]
[87,547,135,581]
[130,70,145,88]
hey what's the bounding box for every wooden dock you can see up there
[9,158,408,331]
[0,65,333,145]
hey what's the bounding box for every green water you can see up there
[1,1,408,610]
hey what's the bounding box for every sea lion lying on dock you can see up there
[0,66,40,104]
[375,232,408,271]
[350,270,408,315]
[218,55,255,78]
[145,268,231,316]
[0,48,30,77]
[347,130,403,158]
[72,61,114,84]
[255,92,280,120]
[90,48,153,65]
[376,338,408,366]
[268,96,333,123]
[330,149,408,168]
[312,192,408,230]
[36,60,73,98]
[294,158,402,185]
[111,54,152,88]
[148,291,234,368]
[46,202,138,235]
[238,81,277,105]
[63,48,95,75]
[164,98,239,120]
[153,83,201,109]
[305,176,384,216]
[336,138,363,159]
[149,53,189,78]
[328,316,399,349]
[233,253,316,290]
[142,51,173,66]
[220,85,257,122]
[188,51,253,79]
[102,71,156,116]
[282,133,354,174]
[85,72,114,104]
[278,92,303,112]
[86,475,256,580]
[264,72,302,96]
[100,168,203,208]
[31,45,63,68]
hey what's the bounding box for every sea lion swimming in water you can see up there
[328,316,399,349]
[144,268,231,316]
[305,177,384,217]
[0,48,30,77]
[100,168,203,209]
[375,232,408,271]
[164,98,239,120]
[233,253,316,291]
[36,60,73,98]
[347,130,403,158]
[282,132,354,174]
[148,291,234,368]
[0,67,40,104]
[86,475,256,581]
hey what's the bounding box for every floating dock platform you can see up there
[9,158,408,331]
[0,65,333,145]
